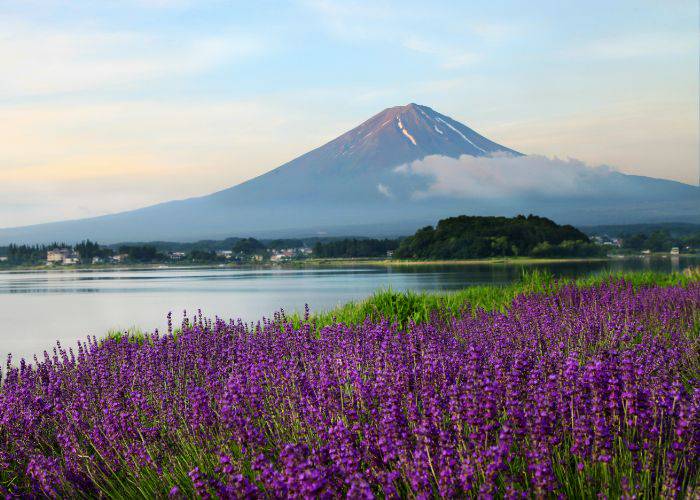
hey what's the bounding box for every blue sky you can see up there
[0,0,697,226]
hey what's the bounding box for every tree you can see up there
[623,234,648,251]
[118,245,161,262]
[312,239,399,258]
[75,240,113,260]
[394,214,595,260]
[232,238,266,256]
[188,250,220,262]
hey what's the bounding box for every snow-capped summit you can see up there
[294,103,520,175]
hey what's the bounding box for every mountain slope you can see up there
[206,103,519,204]
[0,104,697,244]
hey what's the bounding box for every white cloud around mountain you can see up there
[394,153,617,199]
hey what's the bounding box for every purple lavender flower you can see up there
[0,280,697,497]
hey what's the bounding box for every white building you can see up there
[47,249,80,265]
[215,250,233,259]
[670,247,680,255]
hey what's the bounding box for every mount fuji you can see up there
[1,103,697,244]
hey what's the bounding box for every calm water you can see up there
[0,256,697,361]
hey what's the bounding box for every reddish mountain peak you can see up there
[321,103,519,167]
[382,102,421,116]
[363,103,426,129]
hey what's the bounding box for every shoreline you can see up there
[0,253,696,272]
[302,256,613,266]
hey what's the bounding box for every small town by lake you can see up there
[1,255,697,362]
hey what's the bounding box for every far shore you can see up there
[302,256,613,266]
[0,253,696,272]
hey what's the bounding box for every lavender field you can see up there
[1,277,698,498]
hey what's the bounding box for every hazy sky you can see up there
[1,0,698,228]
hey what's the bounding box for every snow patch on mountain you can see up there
[435,117,485,153]
[396,117,417,146]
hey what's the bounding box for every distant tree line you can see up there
[266,239,305,250]
[104,237,307,255]
[394,215,603,259]
[0,237,313,266]
[117,245,163,262]
[76,240,113,260]
[232,238,267,256]
[313,238,400,258]
[583,222,700,239]
[529,240,605,258]
[0,243,69,265]
[187,250,220,262]
[619,230,699,252]
[5,214,650,266]
[109,237,244,254]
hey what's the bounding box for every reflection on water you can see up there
[0,256,697,361]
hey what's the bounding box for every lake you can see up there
[1,256,697,362]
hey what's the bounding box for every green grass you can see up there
[288,269,698,330]
[105,326,151,342]
[105,270,699,342]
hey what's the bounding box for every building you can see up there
[47,249,66,263]
[111,253,129,263]
[215,250,233,259]
[92,256,103,264]
[63,253,80,265]
[168,252,186,260]
[593,235,622,247]
[271,249,297,262]
[47,249,80,265]
[670,247,680,255]
[0,256,7,262]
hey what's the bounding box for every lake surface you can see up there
[1,256,697,362]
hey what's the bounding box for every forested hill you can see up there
[394,215,600,259]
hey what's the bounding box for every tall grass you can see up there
[288,270,698,330]
[107,271,698,342]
